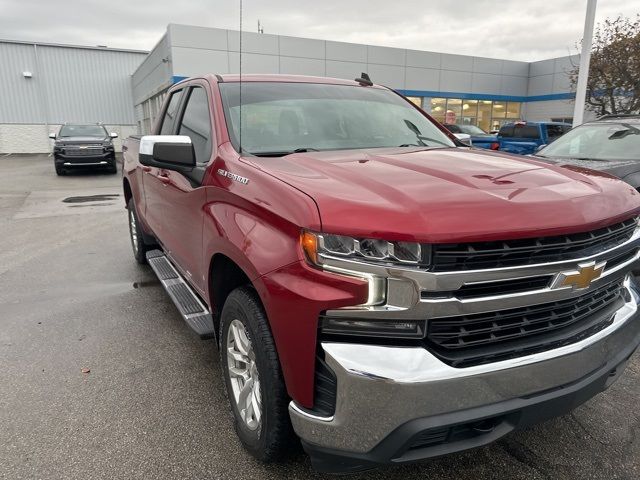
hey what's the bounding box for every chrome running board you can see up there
[146,249,215,338]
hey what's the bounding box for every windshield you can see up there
[458,125,488,136]
[58,125,107,137]
[218,82,455,156]
[538,122,640,161]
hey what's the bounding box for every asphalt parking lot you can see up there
[1,154,640,480]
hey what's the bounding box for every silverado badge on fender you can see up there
[552,261,606,290]
[217,169,249,185]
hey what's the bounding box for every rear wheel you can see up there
[220,287,295,462]
[127,199,148,264]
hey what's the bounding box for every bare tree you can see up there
[570,15,640,115]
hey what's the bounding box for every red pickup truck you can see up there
[122,74,640,473]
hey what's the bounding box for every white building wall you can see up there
[523,100,596,124]
[161,24,530,98]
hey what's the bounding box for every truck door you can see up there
[142,89,185,238]
[155,84,213,296]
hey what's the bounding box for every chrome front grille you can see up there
[65,146,103,156]
[322,215,640,368]
[431,217,637,272]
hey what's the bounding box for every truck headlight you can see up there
[301,231,426,267]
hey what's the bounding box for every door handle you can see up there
[158,174,171,185]
[141,166,152,173]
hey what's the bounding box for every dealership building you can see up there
[1,24,587,153]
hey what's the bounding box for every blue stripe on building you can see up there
[396,90,575,103]
[171,75,575,103]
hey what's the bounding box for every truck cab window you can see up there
[546,124,566,140]
[160,91,183,135]
[517,125,540,139]
[178,87,212,165]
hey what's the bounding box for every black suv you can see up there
[534,115,640,190]
[50,124,118,175]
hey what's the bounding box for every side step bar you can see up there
[146,249,216,339]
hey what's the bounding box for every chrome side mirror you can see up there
[454,133,472,146]
[139,135,195,169]
[109,132,118,138]
[48,133,56,139]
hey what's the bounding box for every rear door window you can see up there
[498,126,515,137]
[159,90,183,135]
[178,86,213,165]
[515,125,540,139]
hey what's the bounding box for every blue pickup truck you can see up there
[497,121,572,155]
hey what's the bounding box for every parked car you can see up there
[49,123,118,175]
[534,115,640,190]
[442,123,499,149]
[122,74,640,474]
[498,121,571,155]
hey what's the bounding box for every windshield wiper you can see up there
[292,148,319,153]
[248,148,320,157]
[402,119,451,147]
[543,155,608,162]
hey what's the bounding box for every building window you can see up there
[477,101,493,132]
[430,98,447,123]
[421,95,521,132]
[406,96,423,108]
[506,102,521,119]
[462,100,478,125]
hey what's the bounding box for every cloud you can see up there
[1,0,638,60]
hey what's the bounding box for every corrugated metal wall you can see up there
[0,41,146,124]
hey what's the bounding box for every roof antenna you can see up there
[355,72,373,86]
[238,0,243,154]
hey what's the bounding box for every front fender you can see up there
[621,172,640,191]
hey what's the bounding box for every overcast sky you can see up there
[1,0,638,60]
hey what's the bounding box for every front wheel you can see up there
[220,287,295,462]
[127,199,148,264]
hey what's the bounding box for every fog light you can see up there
[321,317,426,339]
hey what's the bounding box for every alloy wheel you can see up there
[226,319,262,431]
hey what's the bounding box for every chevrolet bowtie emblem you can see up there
[552,261,606,290]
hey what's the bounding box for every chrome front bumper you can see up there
[290,278,640,455]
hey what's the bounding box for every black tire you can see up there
[219,287,295,462]
[55,164,65,176]
[107,160,118,174]
[127,198,149,264]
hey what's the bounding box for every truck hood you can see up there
[252,147,640,243]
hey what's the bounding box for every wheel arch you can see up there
[123,177,133,206]
[208,253,256,337]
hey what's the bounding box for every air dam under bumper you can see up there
[289,284,640,474]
